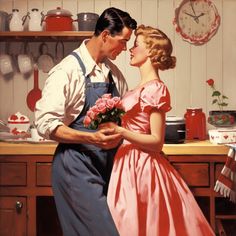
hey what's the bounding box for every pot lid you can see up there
[166,116,185,122]
[46,7,72,16]
[0,10,8,15]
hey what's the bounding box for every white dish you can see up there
[26,138,56,143]
[0,131,27,140]
[208,129,236,144]
[0,134,56,143]
[0,138,28,143]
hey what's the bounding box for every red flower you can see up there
[206,79,214,86]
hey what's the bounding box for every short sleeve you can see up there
[140,81,171,112]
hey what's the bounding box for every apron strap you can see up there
[71,51,86,75]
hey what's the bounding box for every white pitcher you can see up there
[28,8,43,31]
[9,9,24,31]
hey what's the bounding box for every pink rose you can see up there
[95,98,103,105]
[102,93,112,99]
[97,101,107,113]
[83,115,92,127]
[87,110,96,119]
[106,99,115,109]
[112,97,122,108]
[91,106,99,115]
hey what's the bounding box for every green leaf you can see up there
[212,91,221,96]
[220,103,228,107]
[222,95,228,99]
[212,99,218,104]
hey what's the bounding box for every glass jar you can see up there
[184,108,206,140]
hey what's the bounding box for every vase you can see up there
[208,110,236,127]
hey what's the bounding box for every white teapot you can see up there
[9,9,24,31]
[28,8,43,31]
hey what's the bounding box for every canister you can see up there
[184,108,206,140]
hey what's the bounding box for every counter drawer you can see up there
[172,163,209,186]
[36,163,52,186]
[0,162,27,186]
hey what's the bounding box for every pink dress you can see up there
[107,80,214,236]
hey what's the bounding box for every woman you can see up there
[107,25,215,236]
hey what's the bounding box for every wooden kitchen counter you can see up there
[0,140,230,155]
[0,139,234,235]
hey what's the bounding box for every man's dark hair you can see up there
[94,7,137,36]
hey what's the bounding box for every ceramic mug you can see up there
[17,54,33,75]
[30,128,43,141]
[0,54,14,75]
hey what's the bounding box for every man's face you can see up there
[104,27,133,60]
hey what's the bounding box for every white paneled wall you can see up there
[0,0,236,128]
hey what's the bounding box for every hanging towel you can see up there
[214,144,236,203]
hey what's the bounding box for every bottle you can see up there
[9,9,24,31]
[184,108,206,140]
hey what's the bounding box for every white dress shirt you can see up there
[35,40,128,139]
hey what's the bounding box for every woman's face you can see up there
[129,35,150,67]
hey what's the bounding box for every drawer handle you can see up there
[15,201,23,213]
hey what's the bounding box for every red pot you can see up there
[44,7,74,31]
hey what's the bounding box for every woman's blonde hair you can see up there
[135,24,176,71]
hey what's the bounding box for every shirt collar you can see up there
[77,40,111,78]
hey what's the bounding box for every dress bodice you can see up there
[121,80,171,134]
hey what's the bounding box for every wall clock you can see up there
[173,0,221,45]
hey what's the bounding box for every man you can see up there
[35,7,137,236]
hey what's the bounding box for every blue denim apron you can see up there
[52,52,120,236]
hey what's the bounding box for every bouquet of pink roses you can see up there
[83,93,125,130]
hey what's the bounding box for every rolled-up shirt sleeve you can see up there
[35,60,85,139]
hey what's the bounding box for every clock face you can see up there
[174,0,220,45]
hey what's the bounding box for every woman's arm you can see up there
[117,109,165,152]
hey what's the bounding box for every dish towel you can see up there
[214,144,236,203]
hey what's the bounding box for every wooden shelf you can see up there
[0,31,93,42]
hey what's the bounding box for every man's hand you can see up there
[92,127,122,149]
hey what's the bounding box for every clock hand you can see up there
[190,0,197,16]
[195,12,205,20]
[183,11,199,23]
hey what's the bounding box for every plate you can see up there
[0,133,56,143]
[26,138,56,143]
[0,131,28,140]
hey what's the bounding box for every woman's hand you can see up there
[92,125,122,149]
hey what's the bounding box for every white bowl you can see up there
[8,123,30,134]
[7,112,30,135]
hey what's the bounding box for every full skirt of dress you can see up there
[107,142,215,236]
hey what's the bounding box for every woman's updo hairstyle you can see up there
[135,24,176,71]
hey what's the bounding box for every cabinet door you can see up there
[0,196,26,236]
